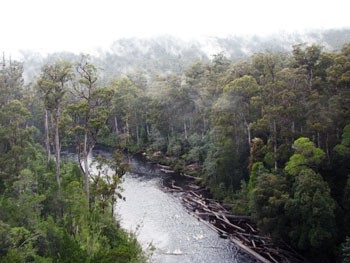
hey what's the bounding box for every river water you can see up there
[115,156,254,263]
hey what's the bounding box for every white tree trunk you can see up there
[114,116,119,134]
[83,131,90,206]
[244,118,251,147]
[54,109,61,187]
[273,119,278,171]
[44,108,51,163]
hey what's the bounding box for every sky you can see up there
[1,0,350,57]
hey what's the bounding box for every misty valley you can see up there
[1,30,350,262]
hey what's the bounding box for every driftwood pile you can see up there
[165,179,305,263]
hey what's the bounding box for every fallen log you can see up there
[164,187,183,193]
[194,213,228,237]
[166,172,303,263]
[194,212,251,220]
[185,195,209,209]
[157,164,172,169]
[160,168,176,174]
[230,237,272,263]
[252,239,256,248]
[188,183,202,190]
[189,190,203,199]
[219,215,246,232]
[239,232,270,241]
[265,252,279,263]
[245,222,258,233]
[171,180,183,191]
[182,173,202,180]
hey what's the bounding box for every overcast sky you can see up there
[1,0,350,57]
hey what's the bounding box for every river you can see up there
[114,155,254,263]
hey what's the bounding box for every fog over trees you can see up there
[1,28,350,262]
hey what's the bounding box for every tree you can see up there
[284,138,336,250]
[68,55,114,205]
[10,169,46,228]
[0,100,35,182]
[273,67,305,142]
[285,168,336,250]
[223,75,261,147]
[292,44,322,90]
[0,55,24,105]
[252,51,287,85]
[247,161,268,193]
[285,137,325,176]
[112,77,143,148]
[250,172,290,240]
[37,61,73,187]
[327,44,350,131]
[91,150,128,216]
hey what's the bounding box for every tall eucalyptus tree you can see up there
[68,55,114,205]
[36,61,72,187]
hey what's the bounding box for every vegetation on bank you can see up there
[1,41,350,262]
[0,56,146,262]
[104,44,350,262]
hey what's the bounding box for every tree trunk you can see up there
[291,121,295,141]
[136,125,140,145]
[114,116,119,135]
[134,111,140,145]
[202,117,207,139]
[184,121,188,139]
[44,108,51,163]
[244,118,251,147]
[326,132,330,163]
[273,119,278,171]
[308,68,313,90]
[83,131,90,207]
[125,117,129,143]
[54,109,61,187]
[146,124,150,136]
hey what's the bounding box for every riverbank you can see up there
[139,151,306,263]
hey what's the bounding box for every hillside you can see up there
[20,28,350,84]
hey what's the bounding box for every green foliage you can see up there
[285,137,325,176]
[231,180,250,215]
[33,216,88,262]
[285,168,336,250]
[0,57,24,105]
[91,228,146,263]
[247,162,269,193]
[0,56,146,263]
[63,181,88,236]
[0,157,146,262]
[167,137,183,157]
[263,152,275,168]
[335,125,350,157]
[250,172,290,240]
[202,135,248,199]
[248,137,266,170]
[3,40,350,262]
[335,144,350,157]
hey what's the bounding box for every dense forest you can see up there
[102,43,349,262]
[1,34,350,262]
[0,56,147,262]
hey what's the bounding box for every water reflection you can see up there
[116,157,253,263]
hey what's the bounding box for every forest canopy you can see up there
[1,40,350,262]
